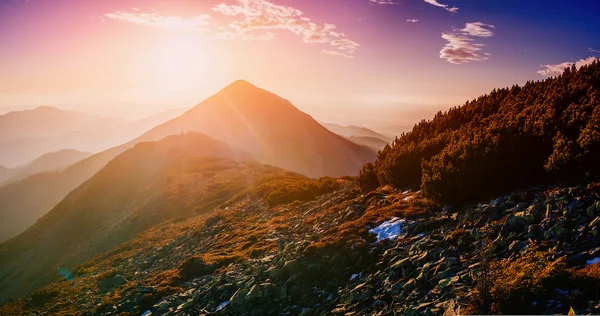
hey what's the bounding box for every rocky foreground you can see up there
[2,180,600,315]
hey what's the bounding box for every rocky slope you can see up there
[0,133,259,300]
[2,179,600,315]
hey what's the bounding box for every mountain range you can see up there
[0,107,186,167]
[0,81,376,296]
[322,123,392,142]
[0,149,92,184]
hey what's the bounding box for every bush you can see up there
[255,177,340,207]
[356,162,378,190]
[489,249,568,314]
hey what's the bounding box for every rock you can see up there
[98,275,127,292]
[178,256,216,279]
[587,206,596,218]
[229,288,249,310]
[509,240,526,253]
[204,215,222,228]
[550,223,565,237]
[246,284,265,301]
[282,259,302,275]
[566,253,586,266]
[590,217,600,229]
[502,214,530,235]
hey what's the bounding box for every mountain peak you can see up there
[228,79,256,88]
[34,105,61,112]
[219,80,261,96]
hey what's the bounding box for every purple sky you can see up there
[1,0,598,125]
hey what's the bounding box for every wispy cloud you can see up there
[424,0,458,13]
[369,0,397,4]
[440,22,495,64]
[212,0,339,43]
[461,22,494,37]
[104,0,357,58]
[369,0,457,12]
[537,56,598,76]
[322,50,354,59]
[103,12,210,31]
[406,19,419,23]
[589,47,600,53]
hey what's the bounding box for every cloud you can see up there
[424,0,458,13]
[103,12,210,31]
[461,22,494,37]
[439,22,495,64]
[537,56,598,76]
[330,39,359,53]
[369,0,457,12]
[211,0,357,57]
[104,1,357,58]
[322,50,354,59]
[406,19,419,23]
[589,47,600,53]
[369,0,397,4]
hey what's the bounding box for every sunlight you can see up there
[146,34,214,89]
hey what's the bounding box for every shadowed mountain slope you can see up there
[0,132,271,300]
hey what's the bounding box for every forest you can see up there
[359,61,600,205]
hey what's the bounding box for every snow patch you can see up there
[586,257,600,265]
[216,301,229,312]
[369,217,404,243]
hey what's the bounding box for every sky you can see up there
[0,0,599,126]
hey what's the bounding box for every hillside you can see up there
[359,61,600,205]
[0,132,301,300]
[2,149,92,184]
[2,177,600,315]
[0,166,14,183]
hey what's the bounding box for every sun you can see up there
[147,33,214,89]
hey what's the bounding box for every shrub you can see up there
[489,249,568,314]
[254,177,340,207]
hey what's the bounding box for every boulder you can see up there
[98,275,127,292]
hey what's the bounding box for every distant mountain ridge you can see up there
[322,122,392,142]
[0,149,92,184]
[0,106,186,167]
[346,135,390,150]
